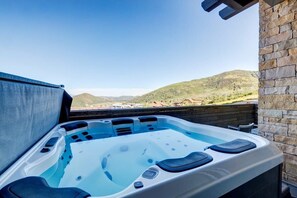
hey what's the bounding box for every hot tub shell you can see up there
[0,115,283,198]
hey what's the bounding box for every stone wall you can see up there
[259,0,297,185]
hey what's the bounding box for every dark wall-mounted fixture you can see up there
[201,0,285,20]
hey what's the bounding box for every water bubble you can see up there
[120,145,129,152]
[104,171,113,181]
[76,176,82,181]
[101,157,107,169]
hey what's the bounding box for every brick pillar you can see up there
[259,0,297,185]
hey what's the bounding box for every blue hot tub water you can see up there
[41,128,225,196]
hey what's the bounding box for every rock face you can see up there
[259,0,297,185]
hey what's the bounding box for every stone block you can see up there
[279,65,295,78]
[288,48,297,55]
[260,59,277,70]
[284,153,297,164]
[274,135,297,145]
[262,13,279,24]
[293,21,297,31]
[259,70,266,79]
[288,118,297,125]
[266,30,292,45]
[264,132,274,141]
[293,30,297,38]
[264,50,288,61]
[275,142,297,155]
[260,45,274,55]
[267,117,282,123]
[287,110,297,116]
[284,113,297,119]
[279,13,295,26]
[258,116,264,124]
[279,5,292,17]
[258,100,265,108]
[259,38,266,48]
[267,117,297,125]
[259,79,275,87]
[280,24,292,33]
[274,38,297,51]
[267,13,294,29]
[265,68,277,80]
[275,77,297,86]
[268,26,280,38]
[287,1,297,11]
[286,162,297,176]
[267,21,278,30]
[260,0,272,11]
[265,7,273,16]
[277,55,297,67]
[258,123,268,131]
[273,125,288,135]
[259,88,265,95]
[289,85,297,94]
[264,86,288,94]
[258,95,296,109]
[265,65,295,80]
[258,109,283,117]
[259,55,265,63]
[288,124,297,137]
[286,175,297,186]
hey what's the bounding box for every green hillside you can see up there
[133,70,258,105]
[72,93,111,108]
[71,70,258,109]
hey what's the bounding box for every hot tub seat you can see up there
[157,152,213,172]
[0,176,90,198]
[61,121,88,131]
[209,139,256,154]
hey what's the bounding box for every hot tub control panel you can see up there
[142,168,159,179]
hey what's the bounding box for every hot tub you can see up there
[0,116,283,197]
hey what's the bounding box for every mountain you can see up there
[71,70,258,109]
[72,93,111,108]
[133,70,258,105]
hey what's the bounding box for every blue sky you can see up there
[0,0,259,96]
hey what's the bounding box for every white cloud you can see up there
[66,88,152,97]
